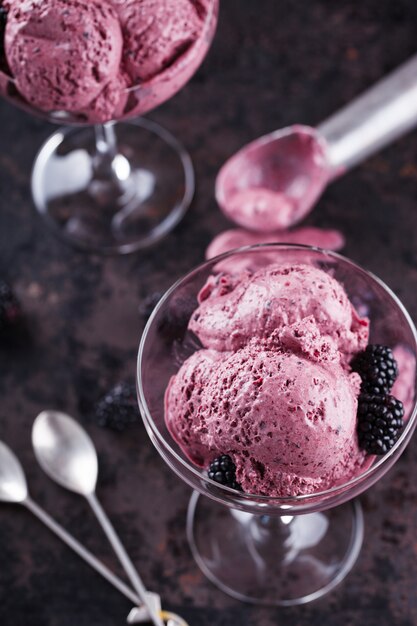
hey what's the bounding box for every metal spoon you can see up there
[128,605,189,625]
[216,53,417,231]
[0,440,183,625]
[32,410,165,626]
[0,440,143,607]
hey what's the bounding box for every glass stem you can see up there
[93,123,119,182]
[244,513,297,565]
[92,123,132,198]
[95,122,118,162]
[250,514,294,544]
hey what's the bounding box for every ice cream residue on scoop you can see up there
[216,126,330,232]
[206,227,346,261]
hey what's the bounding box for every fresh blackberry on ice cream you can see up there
[351,344,398,395]
[0,279,23,335]
[95,382,139,432]
[208,455,241,490]
[357,393,404,455]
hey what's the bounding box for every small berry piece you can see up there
[95,382,139,432]
[357,393,404,455]
[351,344,398,395]
[157,294,195,344]
[208,454,241,490]
[0,280,23,334]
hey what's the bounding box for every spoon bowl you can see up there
[0,442,28,503]
[32,410,98,496]
[215,124,330,232]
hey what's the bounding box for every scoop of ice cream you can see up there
[166,342,366,496]
[117,0,204,84]
[5,0,123,112]
[165,348,225,466]
[189,263,369,356]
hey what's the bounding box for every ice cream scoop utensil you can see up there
[32,410,165,626]
[216,54,417,230]
[0,440,144,607]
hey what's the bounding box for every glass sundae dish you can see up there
[0,0,218,253]
[137,244,417,605]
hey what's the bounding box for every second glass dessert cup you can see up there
[0,1,218,254]
[137,245,417,606]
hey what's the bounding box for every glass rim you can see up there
[137,243,417,504]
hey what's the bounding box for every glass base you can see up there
[187,492,364,606]
[31,119,194,254]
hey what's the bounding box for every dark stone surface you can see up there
[1,1,417,624]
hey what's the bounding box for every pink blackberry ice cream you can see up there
[5,0,123,112]
[0,0,217,123]
[165,261,375,497]
[117,0,205,83]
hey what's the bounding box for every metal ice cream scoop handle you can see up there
[318,53,417,175]
[216,53,417,231]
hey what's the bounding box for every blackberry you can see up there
[157,293,195,344]
[351,344,398,395]
[208,454,241,490]
[357,393,404,455]
[95,382,139,432]
[0,280,23,335]
[139,291,163,323]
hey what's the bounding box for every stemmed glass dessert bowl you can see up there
[137,244,417,606]
[0,0,218,253]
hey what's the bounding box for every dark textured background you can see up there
[1,1,417,624]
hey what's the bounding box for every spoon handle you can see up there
[24,497,140,607]
[318,54,417,175]
[86,492,165,626]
